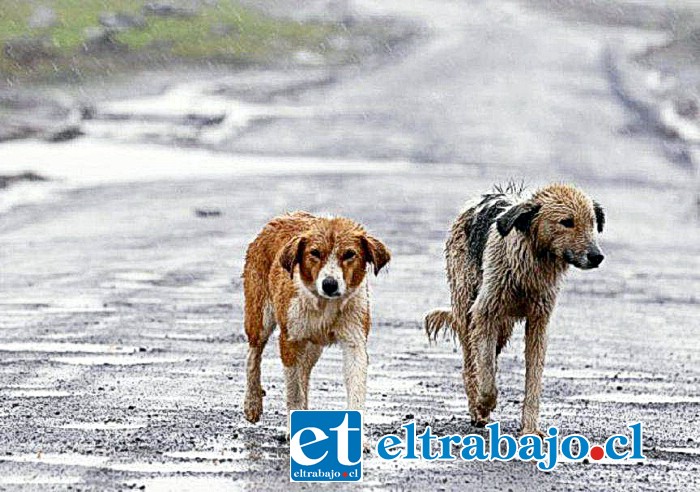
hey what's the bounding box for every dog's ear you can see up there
[497,201,541,236]
[593,201,605,233]
[361,234,391,276]
[279,236,306,278]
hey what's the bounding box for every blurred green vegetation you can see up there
[0,0,340,80]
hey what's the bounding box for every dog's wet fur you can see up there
[242,212,390,435]
[425,183,605,436]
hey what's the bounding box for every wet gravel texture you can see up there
[0,0,699,490]
[0,168,698,490]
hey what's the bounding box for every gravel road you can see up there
[0,0,699,490]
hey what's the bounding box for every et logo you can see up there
[289,410,362,482]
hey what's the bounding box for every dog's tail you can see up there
[424,308,457,343]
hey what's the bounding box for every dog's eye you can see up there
[309,249,322,259]
[342,250,356,261]
[559,218,575,228]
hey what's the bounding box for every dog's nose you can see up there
[321,277,339,296]
[587,251,604,267]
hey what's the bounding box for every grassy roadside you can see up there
[0,0,351,82]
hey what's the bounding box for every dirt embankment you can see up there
[0,171,47,190]
[0,1,418,145]
[529,0,700,171]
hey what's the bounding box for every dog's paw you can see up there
[477,389,497,412]
[474,391,497,425]
[520,427,546,439]
[243,393,263,423]
[471,407,491,428]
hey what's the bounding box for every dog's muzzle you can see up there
[565,245,604,270]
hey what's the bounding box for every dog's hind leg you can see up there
[471,311,512,426]
[457,323,479,425]
[243,292,275,423]
[493,321,515,383]
[496,322,514,357]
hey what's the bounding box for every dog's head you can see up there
[497,184,605,270]
[280,217,391,299]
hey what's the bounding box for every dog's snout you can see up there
[321,277,339,296]
[587,249,604,268]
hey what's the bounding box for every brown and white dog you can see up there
[425,183,605,436]
[243,211,390,429]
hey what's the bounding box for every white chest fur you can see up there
[286,273,368,343]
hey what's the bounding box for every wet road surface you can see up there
[0,0,699,490]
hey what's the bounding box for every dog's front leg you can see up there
[521,313,550,437]
[339,327,368,411]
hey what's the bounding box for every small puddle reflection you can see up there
[60,422,146,431]
[109,461,248,473]
[0,475,82,485]
[138,477,240,492]
[0,453,109,467]
[658,447,700,456]
[52,355,181,366]
[0,343,139,354]
[568,393,700,404]
[1,389,72,398]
